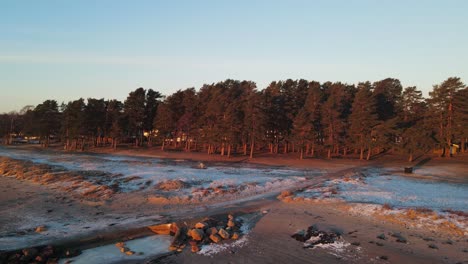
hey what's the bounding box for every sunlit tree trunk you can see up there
[249,138,255,159]
[366,147,372,161]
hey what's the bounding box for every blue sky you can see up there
[1,0,467,112]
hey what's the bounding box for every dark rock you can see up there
[218,228,230,239]
[379,255,389,260]
[8,253,21,263]
[293,225,341,248]
[40,245,54,258]
[376,242,384,246]
[292,230,307,242]
[377,233,386,240]
[22,247,39,257]
[210,234,222,243]
[46,258,58,264]
[189,228,204,241]
[201,217,218,228]
[170,226,188,250]
[442,239,453,245]
[390,233,407,243]
[351,242,360,246]
[64,248,82,257]
[206,227,218,236]
[428,243,438,249]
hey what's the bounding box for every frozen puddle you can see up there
[298,169,468,212]
[59,235,172,264]
[334,172,468,212]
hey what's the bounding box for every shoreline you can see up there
[0,145,467,263]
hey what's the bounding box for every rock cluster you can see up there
[291,225,341,248]
[0,245,58,264]
[115,242,135,255]
[156,214,242,253]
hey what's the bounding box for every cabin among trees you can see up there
[1,77,467,162]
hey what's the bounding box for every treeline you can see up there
[1,77,467,161]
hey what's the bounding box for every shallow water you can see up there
[58,235,172,264]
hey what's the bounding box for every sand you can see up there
[0,145,467,263]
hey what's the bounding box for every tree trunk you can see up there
[327,148,331,159]
[161,139,165,150]
[408,151,413,162]
[227,144,231,158]
[366,147,372,161]
[300,147,303,160]
[360,146,364,160]
[250,139,255,159]
[243,143,247,156]
[221,143,225,156]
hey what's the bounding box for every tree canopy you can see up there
[1,77,467,161]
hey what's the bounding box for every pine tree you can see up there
[428,77,465,157]
[348,82,379,160]
[291,108,311,159]
[124,88,146,146]
[453,87,468,152]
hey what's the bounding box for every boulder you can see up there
[170,226,188,250]
[291,230,307,242]
[210,234,222,243]
[231,232,240,240]
[47,258,59,264]
[115,242,125,248]
[227,220,235,228]
[35,225,48,233]
[148,223,173,235]
[206,227,218,236]
[120,247,130,253]
[189,229,204,241]
[202,217,218,227]
[191,244,200,253]
[195,222,208,229]
[22,248,39,257]
[64,248,82,258]
[218,228,230,239]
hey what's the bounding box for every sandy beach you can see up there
[0,145,467,264]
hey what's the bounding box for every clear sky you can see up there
[1,0,467,113]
